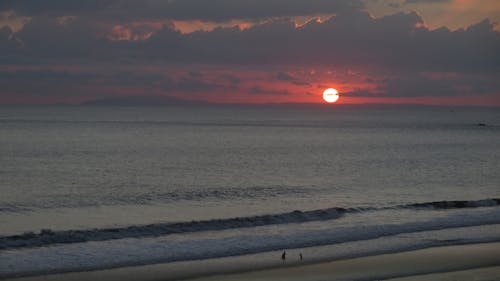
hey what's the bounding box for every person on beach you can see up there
[299,253,303,261]
[281,251,286,262]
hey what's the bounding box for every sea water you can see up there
[0,105,499,278]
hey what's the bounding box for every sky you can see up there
[0,0,499,105]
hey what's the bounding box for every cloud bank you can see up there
[0,1,499,105]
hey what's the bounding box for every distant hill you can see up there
[81,96,210,106]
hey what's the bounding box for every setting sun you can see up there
[323,88,340,103]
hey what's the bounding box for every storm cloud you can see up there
[0,1,499,104]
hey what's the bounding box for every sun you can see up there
[323,88,340,103]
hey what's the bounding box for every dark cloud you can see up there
[383,76,459,97]
[1,7,499,102]
[83,95,209,106]
[0,70,99,95]
[276,72,296,81]
[276,72,310,86]
[405,0,449,3]
[170,76,223,92]
[5,11,499,72]
[112,71,165,87]
[221,74,241,85]
[12,16,107,59]
[0,1,108,16]
[249,86,291,96]
[188,71,203,78]
[0,0,363,21]
[137,11,498,72]
[344,73,500,97]
[0,69,230,99]
[0,26,18,52]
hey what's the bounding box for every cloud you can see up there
[0,26,18,51]
[142,11,498,72]
[0,0,363,21]
[221,74,241,85]
[343,73,500,97]
[0,69,110,104]
[4,10,499,72]
[187,71,203,78]
[0,6,499,103]
[169,76,223,92]
[404,0,449,3]
[276,72,310,86]
[82,95,208,106]
[11,16,108,59]
[276,72,296,81]
[0,70,99,95]
[249,86,291,96]
[0,69,229,100]
[382,76,460,97]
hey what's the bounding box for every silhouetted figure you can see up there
[299,253,303,261]
[281,251,286,262]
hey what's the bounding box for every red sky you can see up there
[0,0,499,106]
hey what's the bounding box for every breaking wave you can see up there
[1,198,498,250]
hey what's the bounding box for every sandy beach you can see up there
[189,242,500,281]
[386,266,500,281]
[4,242,500,281]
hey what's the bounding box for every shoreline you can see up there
[3,242,500,281]
[188,242,500,281]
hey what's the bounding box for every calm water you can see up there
[1,105,499,278]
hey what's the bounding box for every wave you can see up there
[0,207,345,250]
[1,198,498,250]
[2,214,500,279]
[402,198,500,209]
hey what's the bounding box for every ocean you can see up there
[1,104,499,279]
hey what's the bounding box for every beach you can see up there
[4,242,500,281]
[189,242,500,281]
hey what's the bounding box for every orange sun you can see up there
[323,88,340,103]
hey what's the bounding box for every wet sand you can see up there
[4,242,500,281]
[189,242,500,281]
